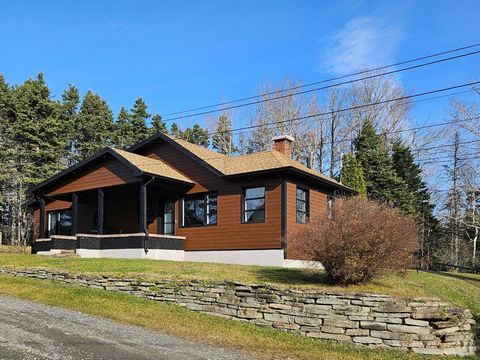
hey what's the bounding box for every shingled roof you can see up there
[29,147,194,195]
[111,148,193,184]
[130,134,351,192]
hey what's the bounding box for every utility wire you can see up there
[152,81,480,146]
[162,43,480,117]
[161,50,480,122]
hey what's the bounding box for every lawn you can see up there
[0,273,458,360]
[0,251,479,359]
[1,251,480,302]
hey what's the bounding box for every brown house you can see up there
[28,133,352,266]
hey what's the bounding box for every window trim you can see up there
[327,196,335,220]
[159,200,176,235]
[46,209,73,237]
[241,186,266,224]
[180,192,218,228]
[296,186,310,224]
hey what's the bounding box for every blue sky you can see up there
[1,0,479,129]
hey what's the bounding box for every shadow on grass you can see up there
[424,270,480,287]
[253,267,332,286]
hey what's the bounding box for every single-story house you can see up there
[28,133,352,266]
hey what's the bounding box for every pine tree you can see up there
[340,154,367,197]
[150,114,168,136]
[130,97,150,144]
[182,124,209,147]
[11,73,64,183]
[75,91,113,160]
[113,107,134,149]
[392,140,434,218]
[170,123,181,138]
[212,114,236,155]
[60,85,80,165]
[354,121,414,214]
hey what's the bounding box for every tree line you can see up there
[0,72,478,270]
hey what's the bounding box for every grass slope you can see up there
[0,251,479,358]
[0,274,443,360]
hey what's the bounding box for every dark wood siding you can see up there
[140,142,283,251]
[33,200,72,239]
[286,179,328,239]
[45,158,139,196]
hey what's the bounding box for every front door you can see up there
[158,201,175,235]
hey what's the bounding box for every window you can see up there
[327,196,335,219]
[181,193,217,226]
[296,187,309,223]
[163,201,175,235]
[47,210,73,236]
[243,187,265,223]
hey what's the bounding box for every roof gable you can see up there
[30,147,194,195]
[130,133,352,192]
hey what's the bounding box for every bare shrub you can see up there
[289,197,419,284]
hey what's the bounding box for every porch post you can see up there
[39,197,45,238]
[97,189,104,234]
[139,182,147,233]
[72,193,78,235]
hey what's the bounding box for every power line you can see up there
[161,50,480,123]
[180,81,480,140]
[414,139,480,153]
[162,43,480,118]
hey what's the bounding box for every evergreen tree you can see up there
[113,107,134,149]
[60,85,80,165]
[340,153,367,197]
[75,91,113,160]
[391,140,440,266]
[392,140,434,217]
[212,114,236,155]
[354,121,414,214]
[182,124,209,147]
[150,114,168,135]
[11,73,64,183]
[130,97,150,144]
[170,122,181,138]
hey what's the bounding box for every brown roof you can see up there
[111,148,194,184]
[171,137,348,190]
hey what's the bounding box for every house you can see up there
[28,133,352,266]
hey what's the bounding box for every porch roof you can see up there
[28,147,194,199]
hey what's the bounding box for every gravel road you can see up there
[0,295,251,360]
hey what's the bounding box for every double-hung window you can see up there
[296,187,309,223]
[327,196,334,219]
[181,192,217,226]
[243,187,265,223]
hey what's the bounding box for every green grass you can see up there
[0,252,479,358]
[0,274,453,360]
[0,252,439,298]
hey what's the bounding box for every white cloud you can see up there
[321,17,403,75]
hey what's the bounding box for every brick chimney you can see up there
[273,135,294,158]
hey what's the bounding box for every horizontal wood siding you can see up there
[286,179,328,239]
[176,181,282,251]
[46,158,138,196]
[141,142,218,194]
[140,142,282,251]
[33,200,72,239]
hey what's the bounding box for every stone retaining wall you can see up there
[0,267,476,356]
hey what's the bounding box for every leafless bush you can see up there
[289,197,419,284]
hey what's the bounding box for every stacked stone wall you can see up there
[0,267,476,356]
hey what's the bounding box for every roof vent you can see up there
[273,135,294,158]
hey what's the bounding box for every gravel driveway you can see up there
[0,295,251,360]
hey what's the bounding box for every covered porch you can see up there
[30,147,194,258]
